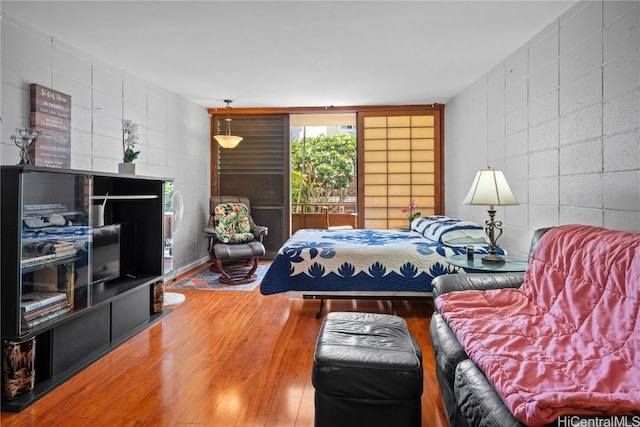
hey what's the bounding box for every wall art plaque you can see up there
[30,84,72,168]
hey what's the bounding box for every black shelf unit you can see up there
[1,166,171,412]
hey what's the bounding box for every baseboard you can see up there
[165,256,209,282]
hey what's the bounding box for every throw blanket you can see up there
[436,224,640,426]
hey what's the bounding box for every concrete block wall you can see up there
[445,0,639,257]
[0,14,211,276]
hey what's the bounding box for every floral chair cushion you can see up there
[214,202,255,244]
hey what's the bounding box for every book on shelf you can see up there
[24,203,65,211]
[23,300,70,322]
[54,247,77,258]
[21,292,68,314]
[23,203,67,215]
[22,240,78,264]
[21,253,56,265]
[22,241,55,257]
[21,297,68,318]
[56,261,75,308]
[53,241,74,250]
[25,306,71,328]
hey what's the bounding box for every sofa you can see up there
[429,225,640,427]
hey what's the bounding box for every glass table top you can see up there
[446,254,529,273]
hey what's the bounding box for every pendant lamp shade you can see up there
[214,133,243,149]
[214,100,243,149]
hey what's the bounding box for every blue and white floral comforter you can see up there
[260,221,502,295]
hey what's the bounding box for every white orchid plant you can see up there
[122,119,140,163]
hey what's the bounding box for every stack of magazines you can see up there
[20,292,70,328]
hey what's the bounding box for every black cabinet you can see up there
[1,166,171,411]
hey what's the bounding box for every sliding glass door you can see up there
[290,113,357,232]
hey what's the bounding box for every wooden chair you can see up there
[323,207,356,230]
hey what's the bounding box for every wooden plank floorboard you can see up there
[1,264,449,427]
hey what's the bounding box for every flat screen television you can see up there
[91,224,121,283]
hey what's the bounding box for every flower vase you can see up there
[118,162,135,175]
[2,337,36,399]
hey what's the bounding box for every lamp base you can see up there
[482,253,505,263]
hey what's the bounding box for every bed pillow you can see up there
[411,216,490,247]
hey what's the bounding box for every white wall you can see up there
[0,14,210,276]
[445,0,639,257]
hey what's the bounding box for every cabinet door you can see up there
[52,305,110,374]
[111,286,149,339]
[19,171,91,335]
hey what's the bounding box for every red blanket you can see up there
[436,225,640,426]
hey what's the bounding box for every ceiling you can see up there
[3,1,577,109]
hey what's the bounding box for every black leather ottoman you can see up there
[312,312,423,427]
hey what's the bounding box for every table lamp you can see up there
[463,168,519,262]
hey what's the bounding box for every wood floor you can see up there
[1,264,449,427]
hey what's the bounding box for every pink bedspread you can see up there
[436,224,640,426]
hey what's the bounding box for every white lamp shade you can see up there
[462,169,519,207]
[214,134,243,149]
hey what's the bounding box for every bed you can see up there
[260,216,503,317]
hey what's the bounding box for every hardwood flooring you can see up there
[1,264,448,427]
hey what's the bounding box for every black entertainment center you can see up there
[1,165,171,411]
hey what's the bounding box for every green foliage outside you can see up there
[164,181,174,213]
[291,133,356,212]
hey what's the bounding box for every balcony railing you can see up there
[291,202,358,233]
[291,202,357,213]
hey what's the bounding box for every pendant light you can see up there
[213,99,243,149]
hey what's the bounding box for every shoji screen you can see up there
[360,110,442,229]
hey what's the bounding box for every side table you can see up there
[446,254,528,273]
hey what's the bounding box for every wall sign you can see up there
[30,84,71,168]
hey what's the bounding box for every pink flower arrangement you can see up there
[401,199,421,224]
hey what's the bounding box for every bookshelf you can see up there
[0,166,171,411]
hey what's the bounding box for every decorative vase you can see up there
[2,337,36,399]
[153,281,164,314]
[118,162,135,175]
